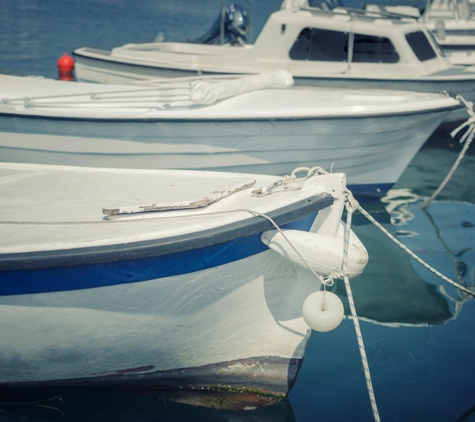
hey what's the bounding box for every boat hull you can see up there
[0,110,449,200]
[74,54,475,124]
[294,77,475,124]
[0,248,318,395]
[0,165,348,395]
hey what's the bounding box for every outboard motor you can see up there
[192,4,248,45]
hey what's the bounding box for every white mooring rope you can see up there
[422,94,475,208]
[343,191,381,422]
[255,150,475,422]
[340,185,475,422]
[256,164,475,422]
[357,203,475,298]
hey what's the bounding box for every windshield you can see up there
[289,28,400,63]
[405,31,438,61]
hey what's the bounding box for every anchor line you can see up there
[343,191,381,422]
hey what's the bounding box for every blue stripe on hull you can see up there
[0,213,316,296]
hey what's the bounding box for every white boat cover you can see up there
[189,69,294,105]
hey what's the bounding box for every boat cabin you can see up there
[74,4,466,84]
[246,7,452,78]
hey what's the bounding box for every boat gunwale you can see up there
[72,50,475,82]
[0,193,333,272]
[0,102,462,121]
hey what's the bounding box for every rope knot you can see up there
[322,270,349,287]
[251,180,284,196]
[423,94,475,208]
[252,166,329,196]
[451,95,475,144]
[344,189,360,213]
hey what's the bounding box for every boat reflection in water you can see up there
[0,387,296,422]
[383,189,474,317]
[331,189,474,327]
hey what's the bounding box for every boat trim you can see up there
[0,195,332,295]
[0,104,462,121]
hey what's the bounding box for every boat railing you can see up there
[0,76,250,108]
[300,5,419,22]
[0,86,192,108]
[0,70,293,108]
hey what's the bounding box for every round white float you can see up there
[302,291,344,332]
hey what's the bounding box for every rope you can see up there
[255,175,383,420]
[0,203,342,288]
[238,209,326,286]
[357,201,475,298]
[252,166,328,196]
[342,191,381,422]
[422,95,475,209]
[341,183,475,421]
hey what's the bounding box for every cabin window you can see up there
[289,28,399,63]
[426,30,445,57]
[351,33,399,63]
[406,31,437,61]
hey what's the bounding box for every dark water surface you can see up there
[1,1,475,421]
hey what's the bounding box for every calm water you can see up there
[1,1,475,421]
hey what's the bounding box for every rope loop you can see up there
[252,166,329,196]
[451,95,475,143]
[421,94,475,209]
[288,166,329,182]
[321,270,349,286]
[251,179,285,196]
[344,189,360,214]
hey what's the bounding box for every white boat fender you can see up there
[260,228,368,279]
[301,291,344,332]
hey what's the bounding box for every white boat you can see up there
[0,162,368,394]
[367,0,475,66]
[421,0,475,67]
[73,1,475,123]
[0,72,462,200]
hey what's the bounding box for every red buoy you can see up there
[57,52,75,81]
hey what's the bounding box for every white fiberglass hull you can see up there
[0,249,317,394]
[0,111,448,200]
[0,74,460,199]
[74,50,475,124]
[293,76,475,124]
[0,163,368,394]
